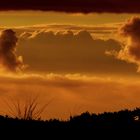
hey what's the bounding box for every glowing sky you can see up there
[0,11,139,27]
[0,10,140,119]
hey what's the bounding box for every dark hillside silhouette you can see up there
[1,108,140,138]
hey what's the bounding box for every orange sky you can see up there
[0,11,140,119]
[0,11,139,27]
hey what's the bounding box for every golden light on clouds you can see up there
[0,11,140,120]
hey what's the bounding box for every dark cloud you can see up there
[0,0,140,13]
[0,29,25,72]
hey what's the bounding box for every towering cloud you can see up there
[0,0,140,13]
[0,29,24,72]
[117,17,140,72]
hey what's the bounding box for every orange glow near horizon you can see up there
[0,73,139,119]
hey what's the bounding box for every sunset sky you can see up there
[0,0,140,119]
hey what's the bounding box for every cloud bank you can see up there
[18,29,137,75]
[0,0,140,13]
[0,26,136,75]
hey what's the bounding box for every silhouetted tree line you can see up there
[1,108,140,138]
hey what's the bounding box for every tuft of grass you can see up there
[3,96,52,120]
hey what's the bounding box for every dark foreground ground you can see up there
[1,108,140,139]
